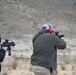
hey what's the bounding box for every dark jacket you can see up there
[0,48,6,62]
[31,28,66,69]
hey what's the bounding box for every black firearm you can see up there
[54,31,65,39]
[1,39,16,56]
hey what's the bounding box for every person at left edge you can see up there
[0,46,13,73]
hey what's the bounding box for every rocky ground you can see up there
[0,0,76,75]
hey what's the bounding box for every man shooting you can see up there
[31,23,66,75]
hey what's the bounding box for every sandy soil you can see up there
[2,64,76,75]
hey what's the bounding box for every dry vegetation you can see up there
[2,61,76,75]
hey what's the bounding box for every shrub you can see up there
[3,72,8,75]
[60,64,66,70]
[12,62,18,69]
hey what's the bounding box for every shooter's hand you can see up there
[61,37,65,40]
[10,46,13,50]
[1,47,8,51]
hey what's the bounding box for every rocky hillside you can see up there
[0,0,76,39]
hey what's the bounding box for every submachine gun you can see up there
[0,34,16,56]
[1,39,16,56]
[54,31,65,39]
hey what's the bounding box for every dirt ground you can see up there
[2,63,76,75]
[4,65,76,75]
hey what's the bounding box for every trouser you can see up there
[0,72,2,75]
[0,64,2,75]
[0,63,1,72]
[31,65,56,75]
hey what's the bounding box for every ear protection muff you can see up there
[49,28,53,33]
